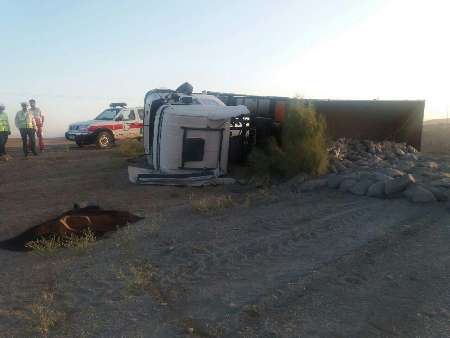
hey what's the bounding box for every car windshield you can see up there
[95,108,120,120]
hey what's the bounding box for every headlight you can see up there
[79,126,88,131]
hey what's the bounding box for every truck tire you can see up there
[96,131,113,149]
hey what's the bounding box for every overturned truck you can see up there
[128,84,250,185]
[129,83,425,185]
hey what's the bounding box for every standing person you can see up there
[15,102,37,157]
[29,99,45,152]
[0,104,11,158]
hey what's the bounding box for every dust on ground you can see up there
[1,140,449,337]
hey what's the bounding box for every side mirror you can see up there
[116,115,123,121]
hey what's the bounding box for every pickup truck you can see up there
[65,103,144,148]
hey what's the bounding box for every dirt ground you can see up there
[1,140,449,337]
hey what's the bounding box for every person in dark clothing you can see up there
[19,129,37,156]
[0,134,7,155]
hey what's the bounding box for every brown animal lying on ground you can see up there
[0,204,144,252]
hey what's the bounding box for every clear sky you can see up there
[1,0,449,137]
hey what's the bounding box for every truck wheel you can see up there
[96,132,113,149]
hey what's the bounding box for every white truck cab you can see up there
[128,83,250,185]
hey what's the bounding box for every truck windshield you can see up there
[95,108,120,120]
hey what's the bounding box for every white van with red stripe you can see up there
[65,103,144,148]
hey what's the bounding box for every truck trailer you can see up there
[209,91,425,151]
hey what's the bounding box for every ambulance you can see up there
[65,103,144,148]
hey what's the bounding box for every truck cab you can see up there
[65,103,144,148]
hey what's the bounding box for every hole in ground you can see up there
[0,204,144,252]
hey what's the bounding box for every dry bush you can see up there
[117,261,166,302]
[182,317,226,337]
[191,243,208,254]
[25,235,63,254]
[116,216,160,255]
[242,304,262,319]
[243,193,252,208]
[64,228,96,249]
[116,139,145,157]
[141,215,162,237]
[25,228,96,254]
[190,194,234,213]
[118,263,156,293]
[30,291,63,337]
[248,100,329,179]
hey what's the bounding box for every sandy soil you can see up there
[0,141,449,337]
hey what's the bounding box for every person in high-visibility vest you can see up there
[15,102,37,157]
[29,99,45,152]
[0,104,11,157]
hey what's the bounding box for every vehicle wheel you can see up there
[76,141,84,147]
[96,132,113,149]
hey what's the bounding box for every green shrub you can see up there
[280,101,329,176]
[248,100,328,179]
[247,137,284,185]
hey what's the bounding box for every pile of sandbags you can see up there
[298,139,450,204]
[328,138,419,173]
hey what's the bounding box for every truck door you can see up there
[123,109,140,139]
[114,109,128,139]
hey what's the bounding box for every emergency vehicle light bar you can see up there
[110,102,127,108]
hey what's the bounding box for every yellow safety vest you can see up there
[0,112,10,132]
[16,110,34,129]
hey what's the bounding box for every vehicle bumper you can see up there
[65,131,96,144]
